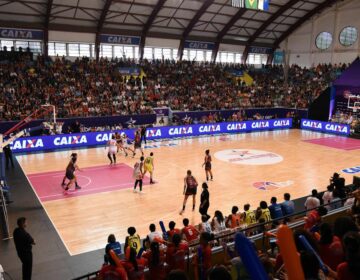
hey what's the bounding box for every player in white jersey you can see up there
[106,134,118,164]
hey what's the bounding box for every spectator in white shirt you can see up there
[304,189,321,210]
[146,224,164,243]
[322,185,334,210]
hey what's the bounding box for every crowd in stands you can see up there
[0,55,347,121]
[98,172,360,280]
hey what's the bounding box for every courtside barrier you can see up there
[9,118,292,153]
[300,119,350,136]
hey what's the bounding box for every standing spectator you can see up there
[104,234,122,264]
[304,189,321,210]
[13,217,35,280]
[199,183,210,219]
[3,144,14,169]
[330,173,346,199]
[268,197,284,221]
[281,193,295,216]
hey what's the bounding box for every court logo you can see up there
[214,149,283,165]
[342,166,360,174]
[253,181,294,191]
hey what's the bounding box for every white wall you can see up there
[279,0,360,67]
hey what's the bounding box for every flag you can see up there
[258,0,270,11]
[245,0,258,9]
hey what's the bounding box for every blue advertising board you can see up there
[300,119,350,136]
[248,46,273,54]
[0,28,43,40]
[184,40,215,50]
[99,34,140,45]
[9,119,292,153]
[119,67,141,75]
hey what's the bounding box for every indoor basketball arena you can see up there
[1,0,360,279]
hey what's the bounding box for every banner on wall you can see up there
[300,119,350,136]
[9,119,292,153]
[0,28,44,40]
[273,51,284,64]
[99,34,140,45]
[184,40,215,50]
[248,46,273,54]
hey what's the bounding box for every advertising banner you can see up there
[300,119,350,136]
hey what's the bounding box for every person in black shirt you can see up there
[140,126,147,144]
[199,182,210,219]
[13,217,35,280]
[3,144,14,169]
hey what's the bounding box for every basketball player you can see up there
[202,149,213,181]
[61,153,81,189]
[64,155,82,192]
[106,134,117,164]
[133,156,144,193]
[133,129,144,157]
[180,170,198,215]
[143,152,154,184]
[114,132,127,156]
[122,133,136,157]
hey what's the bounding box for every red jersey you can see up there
[121,258,147,280]
[142,250,166,280]
[200,244,212,272]
[182,225,199,242]
[168,228,181,239]
[99,264,128,280]
[337,262,357,280]
[318,236,344,271]
[304,210,320,230]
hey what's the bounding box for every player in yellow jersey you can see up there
[243,204,257,226]
[143,152,154,184]
[125,227,141,254]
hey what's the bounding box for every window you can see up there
[144,47,153,60]
[54,43,66,56]
[183,50,189,60]
[206,51,212,62]
[315,32,332,50]
[15,41,28,51]
[134,47,139,60]
[339,26,358,47]
[29,41,42,53]
[1,40,14,50]
[235,53,242,63]
[101,44,112,58]
[79,44,90,57]
[124,46,133,59]
[163,48,171,60]
[114,46,124,58]
[68,44,79,57]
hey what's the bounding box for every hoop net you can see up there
[347,95,360,113]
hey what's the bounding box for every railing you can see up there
[71,194,356,280]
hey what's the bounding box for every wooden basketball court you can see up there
[15,129,360,255]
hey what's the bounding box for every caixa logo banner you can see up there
[9,119,292,153]
[301,119,350,136]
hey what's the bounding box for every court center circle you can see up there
[214,149,283,165]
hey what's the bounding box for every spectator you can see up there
[336,231,360,280]
[125,226,141,254]
[167,221,181,239]
[199,215,212,234]
[122,247,147,280]
[256,201,272,223]
[330,189,343,210]
[243,203,256,227]
[226,206,242,228]
[181,218,199,242]
[333,217,358,240]
[318,223,344,271]
[13,217,35,280]
[330,173,346,199]
[208,265,232,280]
[193,232,213,278]
[142,242,166,280]
[166,233,189,272]
[167,270,189,280]
[104,234,122,264]
[281,193,295,216]
[3,144,14,169]
[199,182,210,219]
[211,210,226,233]
[304,206,328,231]
[304,189,321,210]
[147,224,164,244]
[322,185,334,210]
[268,197,284,221]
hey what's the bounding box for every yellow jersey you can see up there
[259,208,272,222]
[127,234,141,254]
[244,210,256,225]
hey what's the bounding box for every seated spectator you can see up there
[193,232,213,278]
[243,204,256,227]
[281,193,295,216]
[333,216,358,240]
[256,201,272,223]
[300,251,322,280]
[268,197,284,221]
[167,269,189,280]
[199,215,212,234]
[122,247,147,280]
[142,242,166,280]
[181,218,199,242]
[336,231,360,280]
[166,233,189,272]
[318,223,344,271]
[322,185,334,210]
[211,210,226,233]
[208,265,232,280]
[304,189,321,210]
[304,206,328,231]
[146,224,164,244]
[226,206,242,229]
[167,221,181,239]
[330,189,343,210]
[104,234,122,264]
[125,227,141,254]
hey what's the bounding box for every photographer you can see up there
[330,172,346,199]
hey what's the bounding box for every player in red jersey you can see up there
[133,129,144,157]
[202,149,213,181]
[180,170,198,215]
[181,218,199,242]
[167,221,181,239]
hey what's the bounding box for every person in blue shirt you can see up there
[280,193,295,217]
[104,234,122,264]
[268,197,284,222]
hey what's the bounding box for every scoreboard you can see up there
[232,0,270,11]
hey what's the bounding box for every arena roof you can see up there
[0,0,339,50]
